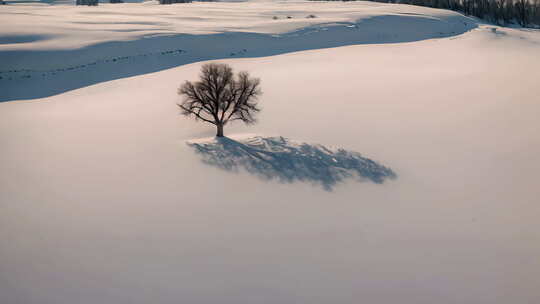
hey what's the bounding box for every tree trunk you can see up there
[216,123,224,137]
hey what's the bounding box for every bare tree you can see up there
[178,63,262,137]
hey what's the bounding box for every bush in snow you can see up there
[178,63,262,137]
[76,0,98,5]
[110,0,124,3]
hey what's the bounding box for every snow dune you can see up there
[0,1,476,101]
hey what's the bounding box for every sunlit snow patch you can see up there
[187,135,396,191]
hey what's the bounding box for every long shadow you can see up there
[188,136,396,191]
[0,14,477,102]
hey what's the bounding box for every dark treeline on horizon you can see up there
[310,0,540,27]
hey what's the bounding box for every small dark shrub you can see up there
[76,0,98,5]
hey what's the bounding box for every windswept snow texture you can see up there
[0,2,477,101]
[188,135,396,190]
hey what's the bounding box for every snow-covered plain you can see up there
[1,1,540,304]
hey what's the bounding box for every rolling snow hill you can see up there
[1,1,540,304]
[0,1,476,101]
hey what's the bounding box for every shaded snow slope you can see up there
[0,2,477,101]
[1,25,539,304]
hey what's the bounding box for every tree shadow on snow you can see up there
[187,136,396,191]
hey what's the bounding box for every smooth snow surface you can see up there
[1,1,540,304]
